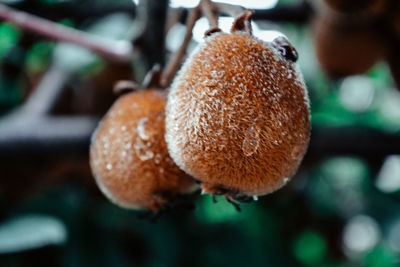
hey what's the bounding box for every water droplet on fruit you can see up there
[106,163,113,170]
[134,137,154,161]
[242,125,260,156]
[154,154,162,165]
[137,118,151,140]
[136,150,154,161]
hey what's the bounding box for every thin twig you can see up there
[231,9,254,34]
[113,80,140,95]
[0,4,133,63]
[214,2,245,18]
[160,0,248,88]
[0,65,98,158]
[21,65,71,116]
[133,0,168,71]
[200,0,219,28]
[8,2,136,21]
[160,6,201,87]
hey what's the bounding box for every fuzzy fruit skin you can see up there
[313,16,383,78]
[90,89,196,211]
[165,32,310,196]
[323,0,386,14]
[391,2,400,38]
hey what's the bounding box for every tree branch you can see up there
[133,0,169,71]
[0,64,98,158]
[0,4,134,63]
[201,0,219,28]
[0,124,398,159]
[6,2,136,22]
[306,127,400,162]
[252,0,313,23]
[161,6,201,87]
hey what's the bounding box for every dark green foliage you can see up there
[1,0,400,266]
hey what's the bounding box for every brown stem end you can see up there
[231,9,255,34]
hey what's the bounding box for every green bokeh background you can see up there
[0,0,400,266]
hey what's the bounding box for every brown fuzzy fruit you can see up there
[165,14,310,198]
[390,2,400,38]
[323,0,386,14]
[90,89,197,211]
[313,16,383,78]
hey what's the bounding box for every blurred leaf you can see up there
[367,63,392,89]
[363,246,399,267]
[0,214,67,254]
[311,92,355,127]
[0,22,21,59]
[307,157,369,216]
[277,0,298,6]
[196,195,241,223]
[58,18,75,28]
[0,71,24,114]
[241,205,280,240]
[321,157,369,184]
[293,230,327,266]
[25,41,55,74]
[80,57,106,78]
[38,0,66,5]
[376,90,400,131]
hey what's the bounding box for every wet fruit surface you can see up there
[166,32,310,196]
[90,89,196,211]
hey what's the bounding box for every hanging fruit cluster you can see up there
[312,0,400,89]
[89,8,311,213]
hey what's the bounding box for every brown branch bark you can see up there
[6,2,136,22]
[0,124,398,159]
[201,0,219,28]
[0,4,134,63]
[0,64,98,158]
[133,0,169,71]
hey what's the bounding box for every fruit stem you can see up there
[160,0,250,88]
[113,80,140,95]
[231,9,254,34]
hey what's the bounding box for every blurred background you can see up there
[0,0,400,266]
